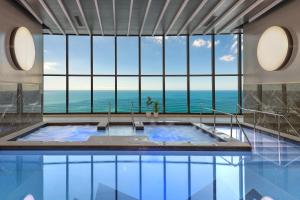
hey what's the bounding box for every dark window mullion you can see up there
[66,35,69,113]
[91,36,94,113]
[187,35,190,113]
[212,34,216,111]
[138,37,142,113]
[43,74,67,76]
[163,36,166,113]
[115,36,118,113]
[238,33,242,114]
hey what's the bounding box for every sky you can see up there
[44,35,239,91]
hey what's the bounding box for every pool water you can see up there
[3,125,300,199]
[0,150,299,200]
[215,125,300,164]
[18,125,98,142]
[142,125,217,143]
[17,125,218,143]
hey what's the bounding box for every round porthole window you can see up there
[10,27,36,71]
[257,26,293,71]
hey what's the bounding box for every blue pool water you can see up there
[3,126,300,199]
[0,149,300,200]
[17,125,218,143]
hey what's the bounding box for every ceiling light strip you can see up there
[75,0,91,35]
[127,0,133,36]
[58,0,78,35]
[249,0,284,23]
[38,0,65,34]
[177,0,208,35]
[191,0,226,35]
[19,0,43,24]
[140,0,152,36]
[152,0,170,36]
[47,29,53,35]
[165,0,189,36]
[94,0,104,35]
[217,0,265,34]
[203,0,246,35]
[112,0,116,36]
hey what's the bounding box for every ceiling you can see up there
[16,0,287,36]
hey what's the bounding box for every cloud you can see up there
[165,36,185,41]
[230,40,238,54]
[207,41,212,48]
[44,62,58,71]
[193,39,220,48]
[207,40,220,48]
[220,55,235,62]
[149,36,163,44]
[164,36,186,45]
[192,38,207,47]
[152,36,162,44]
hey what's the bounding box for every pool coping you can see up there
[0,121,251,151]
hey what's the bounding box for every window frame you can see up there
[43,34,243,114]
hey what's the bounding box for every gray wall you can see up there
[0,0,43,137]
[243,0,300,133]
[243,0,300,85]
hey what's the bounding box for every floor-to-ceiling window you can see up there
[43,34,242,114]
[68,36,91,113]
[190,35,213,113]
[165,36,188,113]
[215,35,239,113]
[141,36,163,112]
[43,35,66,113]
[93,36,115,112]
[117,37,139,112]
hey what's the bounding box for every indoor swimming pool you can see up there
[16,124,219,143]
[0,149,299,200]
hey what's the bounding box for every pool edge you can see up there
[0,122,252,151]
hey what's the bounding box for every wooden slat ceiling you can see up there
[16,0,287,35]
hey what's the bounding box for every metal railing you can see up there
[238,105,300,167]
[0,93,19,122]
[130,101,135,128]
[238,104,300,138]
[107,102,112,124]
[106,102,112,133]
[200,106,251,145]
[257,105,300,115]
[0,104,14,120]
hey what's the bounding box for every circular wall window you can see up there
[10,27,36,71]
[257,26,293,71]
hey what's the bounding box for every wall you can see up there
[243,0,300,85]
[0,1,43,137]
[243,0,300,133]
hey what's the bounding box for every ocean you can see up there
[44,90,238,114]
